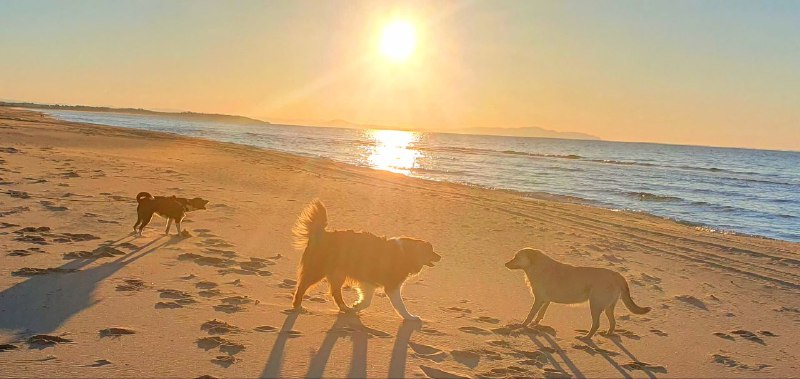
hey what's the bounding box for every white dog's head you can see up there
[504,248,545,270]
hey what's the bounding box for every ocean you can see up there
[43,110,800,242]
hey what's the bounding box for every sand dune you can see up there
[0,107,798,377]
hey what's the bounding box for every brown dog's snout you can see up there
[505,260,515,269]
[433,252,442,262]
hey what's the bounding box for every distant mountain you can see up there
[0,102,271,126]
[450,126,600,141]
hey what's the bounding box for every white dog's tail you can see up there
[619,274,651,314]
[292,199,328,250]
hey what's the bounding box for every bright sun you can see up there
[379,21,416,62]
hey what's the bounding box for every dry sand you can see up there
[0,106,798,378]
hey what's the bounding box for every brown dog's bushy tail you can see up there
[619,274,651,314]
[292,199,328,250]
[136,192,153,203]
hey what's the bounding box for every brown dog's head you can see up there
[396,237,441,271]
[505,248,544,270]
[186,197,209,211]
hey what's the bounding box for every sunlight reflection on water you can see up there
[364,129,421,174]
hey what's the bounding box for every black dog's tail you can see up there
[292,199,327,251]
[136,192,154,203]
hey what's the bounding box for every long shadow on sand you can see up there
[527,327,665,379]
[260,311,419,379]
[0,234,167,336]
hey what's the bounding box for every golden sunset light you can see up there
[379,21,417,62]
[1,2,799,377]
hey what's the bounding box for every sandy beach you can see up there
[1,106,798,378]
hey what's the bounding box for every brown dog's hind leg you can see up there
[292,270,323,309]
[327,271,351,312]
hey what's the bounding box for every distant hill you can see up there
[450,126,600,141]
[0,102,271,126]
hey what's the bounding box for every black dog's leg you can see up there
[138,213,153,235]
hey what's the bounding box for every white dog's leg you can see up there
[533,301,550,325]
[353,283,376,311]
[164,218,173,235]
[387,287,419,321]
[523,298,546,326]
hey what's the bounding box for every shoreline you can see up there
[1,106,799,377]
[36,107,799,244]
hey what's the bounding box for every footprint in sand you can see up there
[178,253,236,268]
[278,279,297,289]
[486,340,513,348]
[199,289,222,298]
[419,365,469,379]
[86,359,113,367]
[211,355,237,367]
[458,326,492,335]
[13,267,78,276]
[99,327,136,338]
[479,366,533,378]
[40,200,68,212]
[254,325,278,333]
[674,295,709,310]
[201,320,241,335]
[442,306,472,314]
[27,335,72,348]
[64,246,125,260]
[649,328,668,337]
[451,350,481,368]
[196,336,245,354]
[711,353,772,371]
[196,281,218,289]
[0,344,19,352]
[155,302,184,309]
[419,327,447,336]
[409,342,448,362]
[572,343,620,356]
[622,360,668,373]
[116,278,147,292]
[214,304,244,313]
[730,330,766,345]
[475,316,500,324]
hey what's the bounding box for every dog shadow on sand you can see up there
[0,234,168,337]
[260,311,420,378]
[523,325,665,379]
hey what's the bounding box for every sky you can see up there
[1,0,798,150]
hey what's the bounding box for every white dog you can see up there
[505,248,651,338]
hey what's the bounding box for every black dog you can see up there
[134,192,209,235]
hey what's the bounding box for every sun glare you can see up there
[379,21,416,62]
[365,129,420,174]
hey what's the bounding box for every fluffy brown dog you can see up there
[291,199,441,320]
[505,248,651,338]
